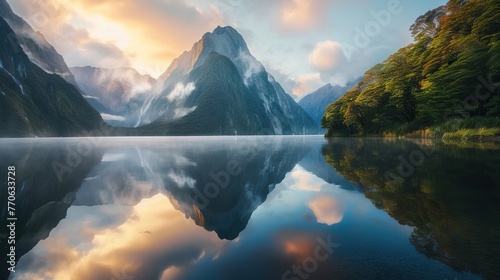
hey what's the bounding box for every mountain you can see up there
[136,26,319,135]
[70,66,156,127]
[0,140,103,279]
[72,137,312,239]
[298,79,361,127]
[0,0,76,85]
[0,17,104,137]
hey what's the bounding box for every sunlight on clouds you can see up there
[308,41,347,73]
[6,0,448,91]
[280,0,329,32]
[282,235,315,259]
[292,73,324,98]
[14,194,226,280]
[308,195,345,226]
[8,0,227,77]
[290,166,327,192]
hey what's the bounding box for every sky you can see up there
[7,0,448,98]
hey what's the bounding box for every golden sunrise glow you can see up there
[15,194,225,280]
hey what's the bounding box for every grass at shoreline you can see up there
[325,117,500,142]
[429,117,500,141]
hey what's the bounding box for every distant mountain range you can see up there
[1,0,320,136]
[298,79,361,127]
[70,66,155,127]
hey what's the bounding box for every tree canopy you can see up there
[323,0,500,137]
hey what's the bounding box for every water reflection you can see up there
[0,137,494,279]
[323,138,500,279]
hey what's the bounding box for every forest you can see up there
[322,0,500,140]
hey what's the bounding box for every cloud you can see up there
[307,39,387,86]
[14,194,226,280]
[308,40,356,86]
[167,82,196,102]
[279,0,331,32]
[308,195,345,226]
[8,0,227,77]
[308,41,347,75]
[263,63,298,96]
[94,67,154,104]
[238,50,264,86]
[291,167,328,192]
[292,73,325,98]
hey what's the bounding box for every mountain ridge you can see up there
[136,26,319,135]
[299,79,361,127]
[0,16,104,137]
[0,0,76,85]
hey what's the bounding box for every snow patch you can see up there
[167,82,196,101]
[101,113,126,122]
[174,106,197,119]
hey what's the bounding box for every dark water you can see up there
[1,136,499,280]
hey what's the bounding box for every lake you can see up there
[1,136,499,280]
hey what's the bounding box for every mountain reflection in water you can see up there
[1,136,497,280]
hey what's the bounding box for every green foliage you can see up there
[323,0,500,138]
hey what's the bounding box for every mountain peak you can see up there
[213,25,237,35]
[201,25,247,52]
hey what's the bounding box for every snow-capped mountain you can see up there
[298,79,361,127]
[70,66,155,127]
[0,0,76,85]
[136,26,319,135]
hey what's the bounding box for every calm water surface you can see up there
[1,136,499,280]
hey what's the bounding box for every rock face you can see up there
[0,16,103,137]
[70,66,155,127]
[298,79,361,127]
[0,0,76,85]
[136,26,319,135]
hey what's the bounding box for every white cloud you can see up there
[95,68,154,99]
[307,40,386,86]
[167,82,196,102]
[308,195,345,226]
[239,50,264,86]
[292,73,324,98]
[308,40,347,73]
